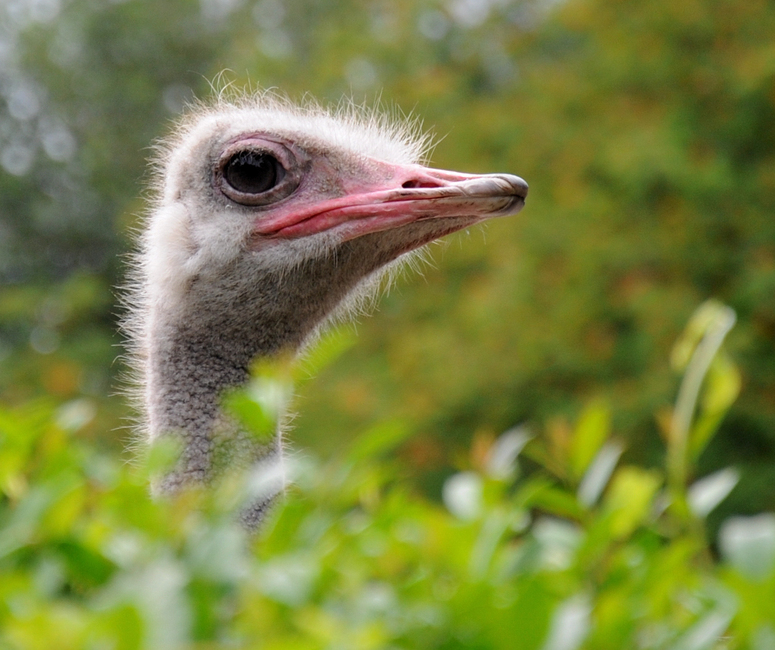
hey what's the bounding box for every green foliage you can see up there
[1,303,773,649]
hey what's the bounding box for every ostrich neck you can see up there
[146,320,255,485]
[143,220,462,493]
[149,318,255,418]
[146,277,332,489]
[145,241,388,489]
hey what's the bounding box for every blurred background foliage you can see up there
[0,0,774,590]
[0,299,771,648]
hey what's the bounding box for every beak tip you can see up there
[493,174,528,215]
[509,174,529,199]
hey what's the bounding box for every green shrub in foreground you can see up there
[1,301,774,649]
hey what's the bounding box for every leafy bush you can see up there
[1,301,773,649]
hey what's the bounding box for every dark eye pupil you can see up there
[224,151,282,194]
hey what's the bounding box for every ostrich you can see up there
[125,91,527,528]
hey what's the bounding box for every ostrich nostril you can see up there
[402,179,441,189]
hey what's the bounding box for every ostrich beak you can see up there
[254,164,528,241]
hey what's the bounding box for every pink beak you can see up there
[253,164,528,242]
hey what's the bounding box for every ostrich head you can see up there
[125,91,527,526]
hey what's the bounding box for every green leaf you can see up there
[689,352,742,460]
[688,468,739,518]
[222,389,276,442]
[345,420,411,463]
[603,467,662,539]
[527,484,586,521]
[719,514,775,581]
[542,595,592,650]
[55,398,97,432]
[670,300,735,373]
[569,399,612,480]
[486,426,532,480]
[577,441,623,508]
[443,471,483,521]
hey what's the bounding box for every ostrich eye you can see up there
[217,138,304,206]
[223,151,285,195]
